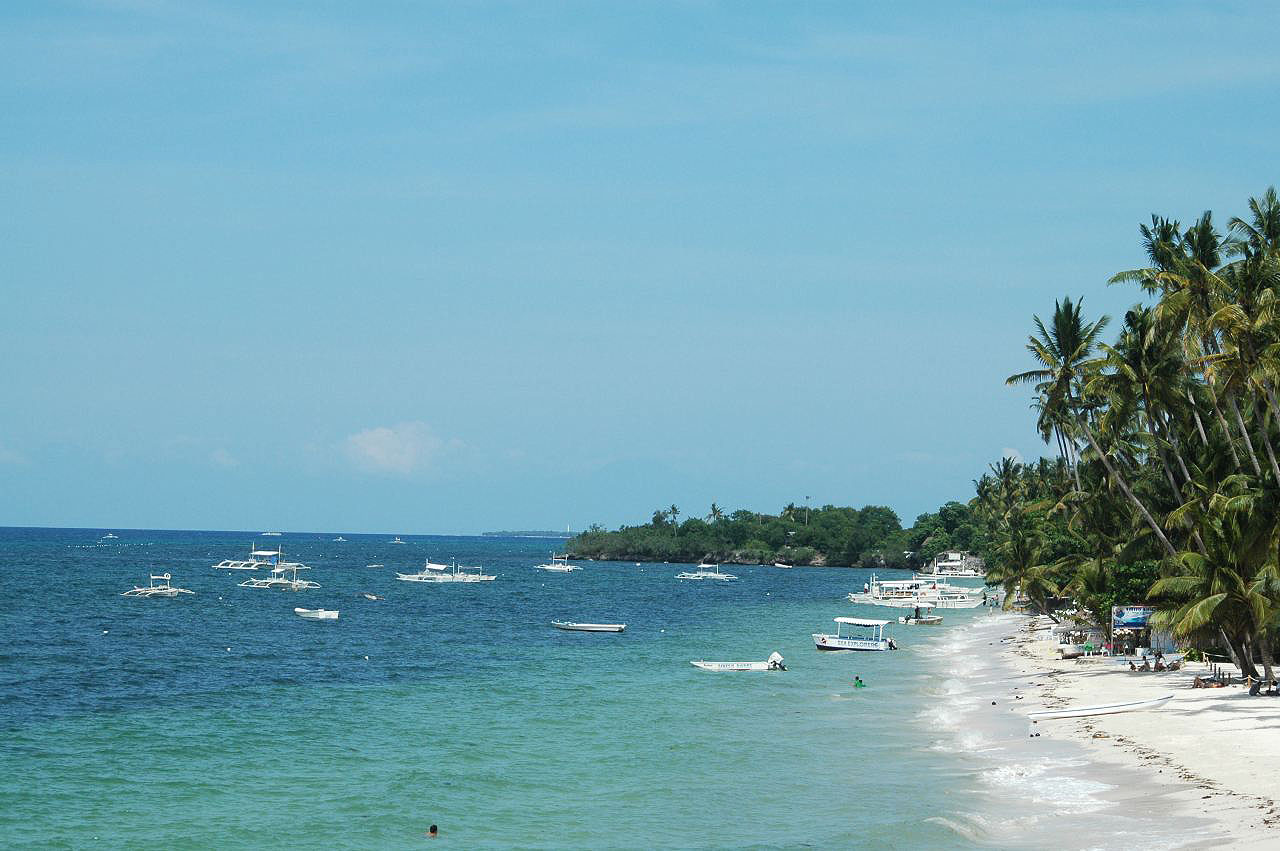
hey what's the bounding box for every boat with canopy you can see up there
[676,563,737,581]
[813,617,897,651]
[535,554,581,572]
[396,559,495,583]
[239,564,320,591]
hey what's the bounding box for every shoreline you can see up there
[998,615,1280,848]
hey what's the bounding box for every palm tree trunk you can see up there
[1228,393,1264,477]
[1077,418,1178,558]
[1206,382,1243,470]
[1146,412,1181,499]
[1261,633,1276,684]
[1187,389,1209,447]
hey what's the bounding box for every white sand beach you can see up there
[1004,616,1280,849]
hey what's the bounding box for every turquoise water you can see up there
[0,529,1203,849]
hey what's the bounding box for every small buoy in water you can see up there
[364,655,369,660]
[660,629,665,633]
[102,630,108,634]
[226,647,231,652]
[991,700,997,705]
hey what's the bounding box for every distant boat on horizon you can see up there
[334,536,347,542]
[261,531,282,537]
[100,532,118,540]
[389,537,406,545]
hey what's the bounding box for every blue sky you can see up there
[2,2,1278,533]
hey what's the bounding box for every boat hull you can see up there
[812,634,890,651]
[552,622,625,632]
[294,608,338,620]
[691,661,775,671]
[1028,694,1173,720]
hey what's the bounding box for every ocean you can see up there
[0,528,1211,849]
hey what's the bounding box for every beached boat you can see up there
[239,564,320,591]
[691,652,786,672]
[813,617,897,651]
[846,574,986,609]
[294,607,338,621]
[898,605,943,626]
[676,563,738,581]
[535,554,581,572]
[396,559,495,583]
[121,572,194,598]
[552,621,626,632]
[1028,694,1173,721]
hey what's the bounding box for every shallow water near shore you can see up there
[0,528,1215,848]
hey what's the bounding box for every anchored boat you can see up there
[676,563,737,581]
[552,621,626,632]
[121,573,194,598]
[691,652,786,672]
[535,554,582,572]
[813,617,897,651]
[294,607,338,621]
[396,559,495,583]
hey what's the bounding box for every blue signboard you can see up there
[1112,606,1155,629]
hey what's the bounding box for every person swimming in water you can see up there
[853,675,866,688]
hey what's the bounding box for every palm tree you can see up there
[706,503,724,524]
[1008,297,1178,557]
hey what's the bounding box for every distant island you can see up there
[482,530,573,538]
[566,500,980,568]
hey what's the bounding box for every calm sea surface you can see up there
[0,528,1205,849]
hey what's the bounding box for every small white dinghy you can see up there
[1028,693,1173,721]
[551,621,626,633]
[691,651,786,672]
[121,573,194,598]
[294,607,338,621]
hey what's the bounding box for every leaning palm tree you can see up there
[706,503,724,523]
[1008,297,1178,557]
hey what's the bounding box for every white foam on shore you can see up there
[914,612,1208,849]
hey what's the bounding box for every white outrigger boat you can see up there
[121,573,194,598]
[691,652,786,672]
[100,532,119,540]
[847,574,986,609]
[213,542,286,571]
[898,605,943,626]
[813,617,897,651]
[294,607,338,621]
[535,554,581,572]
[396,559,495,583]
[927,551,985,577]
[676,563,738,581]
[389,537,407,545]
[1028,694,1173,721]
[552,621,626,632]
[239,564,320,591]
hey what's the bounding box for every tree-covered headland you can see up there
[567,499,983,569]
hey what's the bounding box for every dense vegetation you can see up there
[567,499,983,569]
[980,187,1280,680]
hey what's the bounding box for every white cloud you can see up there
[210,448,239,468]
[344,422,444,475]
[1002,447,1024,464]
[0,441,26,465]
